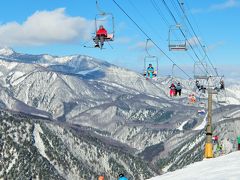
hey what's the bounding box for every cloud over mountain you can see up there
[0,8,94,46]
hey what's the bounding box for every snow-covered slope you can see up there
[1,48,240,179]
[149,151,240,180]
[0,48,239,150]
[0,110,156,179]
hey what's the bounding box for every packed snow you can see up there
[77,67,100,75]
[0,60,18,70]
[10,71,26,85]
[194,112,208,130]
[149,151,240,180]
[177,120,189,131]
[33,124,49,160]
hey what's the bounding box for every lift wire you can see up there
[127,0,165,42]
[170,0,205,58]
[150,0,206,75]
[170,0,183,24]
[176,0,218,77]
[168,0,207,73]
[150,0,169,27]
[183,0,213,62]
[161,0,210,76]
[112,0,191,79]
[177,0,216,75]
[184,0,206,45]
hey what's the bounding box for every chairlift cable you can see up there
[150,0,169,27]
[176,0,218,77]
[151,0,188,50]
[150,0,206,75]
[170,0,205,58]
[128,0,165,42]
[162,0,209,75]
[106,40,114,49]
[112,0,191,79]
[96,0,106,15]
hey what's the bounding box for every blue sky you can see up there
[0,0,239,79]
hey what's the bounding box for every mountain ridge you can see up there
[1,48,240,179]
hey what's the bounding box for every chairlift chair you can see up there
[144,56,159,79]
[94,13,115,42]
[193,61,208,80]
[217,85,227,104]
[92,0,115,49]
[168,24,187,51]
[143,39,159,79]
[198,109,206,115]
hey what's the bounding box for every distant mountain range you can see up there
[0,48,240,179]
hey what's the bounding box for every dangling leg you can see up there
[95,35,100,47]
[100,35,105,48]
[149,72,153,79]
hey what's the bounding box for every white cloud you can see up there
[114,37,131,44]
[129,40,154,50]
[191,0,240,14]
[0,8,94,46]
[206,41,225,51]
[210,0,240,10]
[187,36,201,47]
[190,8,204,14]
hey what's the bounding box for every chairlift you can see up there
[217,85,227,104]
[218,100,227,104]
[198,109,206,115]
[198,92,207,107]
[214,75,225,91]
[193,61,208,80]
[91,0,115,49]
[210,76,227,104]
[143,39,159,79]
[199,102,206,108]
[223,115,232,119]
[168,24,187,51]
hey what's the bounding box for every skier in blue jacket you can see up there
[118,174,128,180]
[146,64,154,78]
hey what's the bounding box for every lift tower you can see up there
[204,77,218,158]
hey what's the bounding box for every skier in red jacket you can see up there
[95,25,107,48]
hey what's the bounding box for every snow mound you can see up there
[149,151,240,180]
[0,47,15,56]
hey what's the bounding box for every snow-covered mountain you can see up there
[0,110,156,179]
[1,48,240,179]
[149,151,240,180]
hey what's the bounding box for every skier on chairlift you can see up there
[175,82,182,96]
[146,64,155,79]
[220,80,225,90]
[195,80,206,93]
[196,80,201,90]
[95,25,107,48]
[188,94,196,104]
[169,83,176,97]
